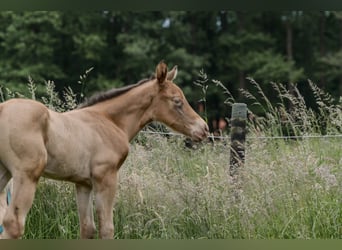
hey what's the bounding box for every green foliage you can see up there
[248,51,304,83]
[73,33,106,62]
[0,12,65,87]
[217,31,274,71]
[0,11,341,113]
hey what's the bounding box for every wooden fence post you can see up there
[229,103,247,177]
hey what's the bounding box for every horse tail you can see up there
[0,179,12,235]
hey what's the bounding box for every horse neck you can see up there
[89,80,158,141]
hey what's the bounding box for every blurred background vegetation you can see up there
[0,11,341,130]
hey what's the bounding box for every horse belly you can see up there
[43,153,92,185]
[43,112,96,185]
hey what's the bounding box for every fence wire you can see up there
[139,130,342,141]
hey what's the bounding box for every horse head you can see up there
[152,61,209,142]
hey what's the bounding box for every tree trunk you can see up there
[285,17,295,99]
[340,21,342,96]
[319,11,326,88]
[285,19,293,62]
[236,11,245,31]
[237,11,245,99]
[238,71,246,91]
[284,16,295,112]
[219,11,228,32]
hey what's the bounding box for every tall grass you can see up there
[24,134,341,239]
[241,79,342,136]
[1,75,341,239]
[213,77,341,137]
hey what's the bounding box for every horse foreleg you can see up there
[93,170,118,239]
[75,184,96,239]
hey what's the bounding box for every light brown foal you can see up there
[0,62,208,239]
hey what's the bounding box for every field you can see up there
[1,78,341,239]
[24,133,341,239]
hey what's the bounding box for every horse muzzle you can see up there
[191,120,209,142]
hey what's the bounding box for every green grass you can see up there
[23,134,341,239]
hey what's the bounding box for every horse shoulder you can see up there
[65,111,130,170]
[87,123,130,181]
[94,126,129,163]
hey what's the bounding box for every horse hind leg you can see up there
[0,155,46,239]
[1,176,38,239]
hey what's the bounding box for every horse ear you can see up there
[167,65,178,81]
[156,61,168,84]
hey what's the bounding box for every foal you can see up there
[0,61,208,239]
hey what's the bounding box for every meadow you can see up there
[23,131,340,239]
[1,78,341,239]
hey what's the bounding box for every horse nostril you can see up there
[201,124,209,139]
[204,124,209,133]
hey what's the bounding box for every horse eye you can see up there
[173,98,183,107]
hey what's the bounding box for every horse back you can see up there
[0,98,49,133]
[0,99,50,173]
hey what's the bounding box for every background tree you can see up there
[0,11,64,95]
[318,11,342,96]
[0,11,340,127]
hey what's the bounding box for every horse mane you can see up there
[78,76,154,109]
